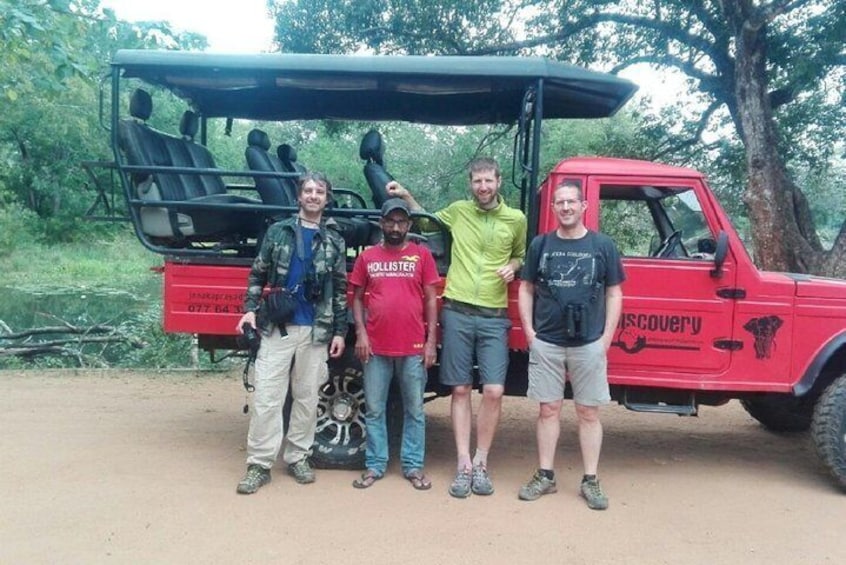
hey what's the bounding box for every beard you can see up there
[383,231,405,246]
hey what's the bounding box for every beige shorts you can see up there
[527,337,610,406]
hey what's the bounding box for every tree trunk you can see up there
[725,0,840,276]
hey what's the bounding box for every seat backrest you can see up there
[118,90,186,201]
[359,129,393,208]
[245,129,295,206]
[178,110,227,197]
[278,144,307,174]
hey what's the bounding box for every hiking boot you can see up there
[580,477,609,510]
[518,470,558,501]
[237,464,271,495]
[287,458,316,484]
[471,464,494,496]
[448,468,472,498]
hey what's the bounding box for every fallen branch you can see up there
[0,324,116,340]
[0,320,147,365]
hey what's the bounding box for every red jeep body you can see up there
[164,157,846,404]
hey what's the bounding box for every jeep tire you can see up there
[811,374,846,491]
[310,352,367,470]
[740,394,814,432]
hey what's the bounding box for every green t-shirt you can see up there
[436,197,527,308]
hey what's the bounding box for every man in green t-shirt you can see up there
[387,157,527,498]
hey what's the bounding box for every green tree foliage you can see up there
[272,0,846,276]
[0,1,206,246]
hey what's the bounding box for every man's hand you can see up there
[495,264,516,283]
[423,340,437,369]
[329,336,346,358]
[524,327,536,347]
[385,180,409,199]
[236,311,256,333]
[355,332,372,364]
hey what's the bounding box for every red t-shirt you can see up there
[349,242,440,356]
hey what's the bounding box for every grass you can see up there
[1,227,161,292]
[0,228,246,370]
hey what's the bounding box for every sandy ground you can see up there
[0,370,844,565]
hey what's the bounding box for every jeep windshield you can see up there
[102,50,636,257]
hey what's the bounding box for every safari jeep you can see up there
[87,50,846,490]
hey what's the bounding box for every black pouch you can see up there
[262,286,298,325]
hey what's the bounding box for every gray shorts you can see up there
[527,338,610,406]
[439,306,511,387]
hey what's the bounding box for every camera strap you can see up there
[242,347,256,414]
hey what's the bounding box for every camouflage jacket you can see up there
[243,216,348,344]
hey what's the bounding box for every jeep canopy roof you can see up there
[112,50,637,125]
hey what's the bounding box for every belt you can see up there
[443,298,507,318]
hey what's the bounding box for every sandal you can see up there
[404,469,432,491]
[352,470,382,489]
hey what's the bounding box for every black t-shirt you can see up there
[523,230,625,346]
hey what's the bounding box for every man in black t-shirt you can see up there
[517,181,625,510]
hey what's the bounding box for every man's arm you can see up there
[498,214,528,282]
[385,180,425,211]
[602,284,623,351]
[352,285,370,363]
[422,283,438,368]
[518,280,536,346]
[328,235,348,359]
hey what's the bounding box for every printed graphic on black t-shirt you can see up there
[539,249,599,289]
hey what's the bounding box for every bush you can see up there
[0,200,38,257]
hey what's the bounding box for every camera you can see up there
[303,269,326,302]
[241,322,261,355]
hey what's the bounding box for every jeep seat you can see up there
[118,89,261,241]
[245,129,297,207]
[359,129,394,208]
[278,144,307,175]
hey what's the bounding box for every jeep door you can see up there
[589,175,739,386]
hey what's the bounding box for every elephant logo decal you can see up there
[743,316,784,360]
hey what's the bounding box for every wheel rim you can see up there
[315,369,366,447]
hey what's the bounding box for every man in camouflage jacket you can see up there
[235,172,347,495]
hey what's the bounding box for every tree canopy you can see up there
[0,0,205,247]
[273,0,846,276]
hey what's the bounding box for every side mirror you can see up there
[710,231,729,278]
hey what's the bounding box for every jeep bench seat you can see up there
[118,89,262,241]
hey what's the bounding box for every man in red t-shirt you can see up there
[349,198,440,490]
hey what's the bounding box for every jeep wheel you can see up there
[811,374,846,491]
[741,394,814,432]
[310,354,366,470]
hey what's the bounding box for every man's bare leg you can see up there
[450,384,473,470]
[537,399,563,470]
[575,403,602,475]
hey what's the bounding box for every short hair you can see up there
[467,157,500,179]
[554,180,583,201]
[298,171,332,196]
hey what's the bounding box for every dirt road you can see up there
[1,370,843,564]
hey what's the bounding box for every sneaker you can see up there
[287,458,316,484]
[471,464,494,496]
[518,470,558,501]
[237,464,271,495]
[448,468,473,498]
[580,477,609,510]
